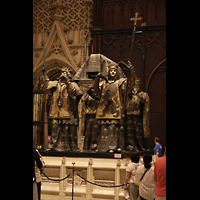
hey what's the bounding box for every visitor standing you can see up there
[154,137,162,158]
[136,154,156,200]
[154,147,166,200]
[124,152,141,200]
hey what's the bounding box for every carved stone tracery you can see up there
[33,0,93,90]
[33,0,93,33]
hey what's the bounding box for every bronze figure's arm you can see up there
[62,72,83,101]
[87,73,103,101]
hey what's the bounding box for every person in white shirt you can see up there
[136,154,156,200]
[124,152,141,200]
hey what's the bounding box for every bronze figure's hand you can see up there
[96,72,106,79]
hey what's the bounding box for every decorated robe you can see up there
[88,77,127,152]
[47,79,83,151]
[126,91,150,151]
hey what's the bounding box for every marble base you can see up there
[40,156,128,200]
[39,150,153,200]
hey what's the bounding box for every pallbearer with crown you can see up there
[87,62,127,152]
[46,66,83,151]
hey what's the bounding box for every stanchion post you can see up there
[115,160,121,200]
[72,162,75,200]
[59,157,66,197]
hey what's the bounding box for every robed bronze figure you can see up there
[80,93,99,150]
[125,78,150,151]
[47,67,83,151]
[88,63,128,152]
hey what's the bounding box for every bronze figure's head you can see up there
[107,63,119,80]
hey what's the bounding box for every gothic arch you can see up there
[33,55,77,91]
[33,54,76,78]
[146,58,166,93]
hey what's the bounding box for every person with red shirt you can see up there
[154,147,166,200]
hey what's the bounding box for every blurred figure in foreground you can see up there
[136,154,156,200]
[154,147,166,200]
[124,152,141,200]
[33,146,42,200]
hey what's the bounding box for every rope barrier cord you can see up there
[77,174,126,188]
[41,171,127,188]
[42,172,70,182]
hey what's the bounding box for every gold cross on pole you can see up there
[130,12,142,28]
[129,12,142,61]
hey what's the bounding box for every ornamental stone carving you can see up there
[33,0,93,90]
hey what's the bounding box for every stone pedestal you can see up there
[39,150,153,200]
[40,156,130,200]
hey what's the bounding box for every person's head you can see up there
[133,78,141,93]
[107,63,118,80]
[130,152,140,163]
[143,154,152,169]
[154,137,159,144]
[60,66,71,80]
[133,85,140,93]
[61,66,67,76]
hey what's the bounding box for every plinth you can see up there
[39,150,153,200]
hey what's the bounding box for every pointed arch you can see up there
[33,54,75,78]
[33,21,78,78]
[146,58,166,93]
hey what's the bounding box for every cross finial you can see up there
[130,12,142,27]
[51,0,64,21]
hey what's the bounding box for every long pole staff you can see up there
[122,13,141,149]
[127,12,142,107]
[41,27,48,150]
[129,25,136,61]
[129,12,142,61]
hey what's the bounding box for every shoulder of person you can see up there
[128,162,133,167]
[138,162,142,166]
[150,166,154,172]
[126,162,134,170]
[137,164,144,172]
[70,81,79,87]
[47,80,58,89]
[99,80,105,87]
[156,143,160,148]
[118,78,126,86]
